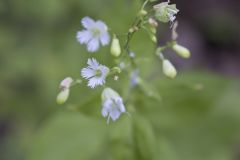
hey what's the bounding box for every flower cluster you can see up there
[56,0,191,124]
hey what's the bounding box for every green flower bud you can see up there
[173,44,190,58]
[139,9,148,16]
[56,89,70,104]
[111,67,121,74]
[162,59,177,78]
[150,27,157,34]
[110,36,121,57]
[150,35,157,43]
[148,18,158,28]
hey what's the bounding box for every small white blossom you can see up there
[101,88,126,124]
[154,2,179,24]
[81,58,109,88]
[76,17,110,52]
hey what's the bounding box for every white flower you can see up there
[154,2,179,24]
[101,88,126,124]
[81,58,109,88]
[76,17,110,52]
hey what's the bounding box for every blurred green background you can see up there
[0,0,240,160]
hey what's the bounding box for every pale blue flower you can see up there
[101,88,126,124]
[81,58,109,88]
[76,17,110,52]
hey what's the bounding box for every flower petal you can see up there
[95,20,108,31]
[81,67,95,79]
[87,38,100,52]
[81,17,95,29]
[88,77,104,88]
[110,108,121,121]
[116,98,126,113]
[87,58,99,69]
[100,32,110,46]
[102,100,112,117]
[76,30,92,44]
[99,65,109,78]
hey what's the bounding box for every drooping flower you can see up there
[101,88,126,124]
[81,58,109,88]
[153,2,179,24]
[76,17,110,52]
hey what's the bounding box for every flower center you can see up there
[91,28,101,37]
[95,69,102,77]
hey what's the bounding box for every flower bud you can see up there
[148,18,158,28]
[56,89,70,104]
[139,10,148,16]
[110,36,121,57]
[173,44,190,58]
[150,35,157,43]
[60,77,73,90]
[111,67,121,74]
[162,60,177,78]
[150,27,157,34]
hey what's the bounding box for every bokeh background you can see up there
[0,0,240,160]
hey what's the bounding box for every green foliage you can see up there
[27,73,240,160]
[0,0,240,160]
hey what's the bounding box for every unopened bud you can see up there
[162,60,177,78]
[60,77,73,90]
[111,67,121,74]
[173,44,190,58]
[150,27,157,34]
[56,89,70,104]
[148,18,158,28]
[150,35,157,43]
[110,36,121,57]
[139,9,148,16]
